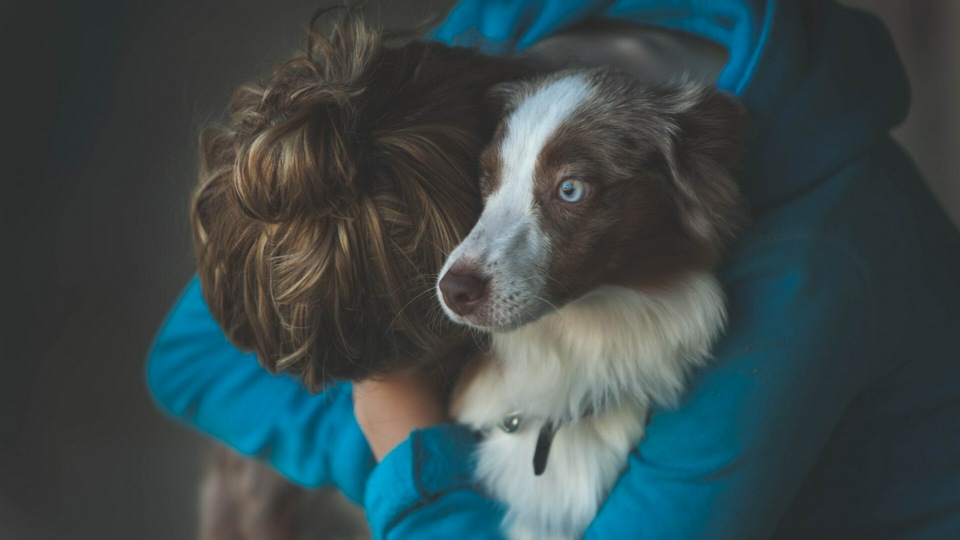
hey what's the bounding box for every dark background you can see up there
[2,1,956,539]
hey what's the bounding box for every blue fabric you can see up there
[364,425,505,540]
[147,0,960,538]
[146,277,375,504]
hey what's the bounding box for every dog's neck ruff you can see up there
[490,274,725,418]
[476,274,726,476]
[449,273,728,539]
[455,273,728,476]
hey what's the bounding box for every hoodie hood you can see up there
[432,0,910,209]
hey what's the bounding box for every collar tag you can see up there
[499,412,523,434]
[533,422,557,476]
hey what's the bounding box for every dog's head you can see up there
[192,10,526,388]
[437,70,748,331]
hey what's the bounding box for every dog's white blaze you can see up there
[494,74,594,215]
[439,75,594,327]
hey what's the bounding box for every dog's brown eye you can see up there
[558,178,589,203]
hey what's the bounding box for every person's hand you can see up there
[352,369,448,461]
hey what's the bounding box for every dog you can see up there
[437,69,748,539]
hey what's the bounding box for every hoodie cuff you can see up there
[364,424,480,535]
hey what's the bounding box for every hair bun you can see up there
[232,80,366,222]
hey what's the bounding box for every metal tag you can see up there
[533,422,557,476]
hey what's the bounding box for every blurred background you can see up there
[2,1,957,538]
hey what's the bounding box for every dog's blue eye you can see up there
[558,178,588,203]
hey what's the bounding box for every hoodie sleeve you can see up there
[364,425,507,540]
[145,276,375,504]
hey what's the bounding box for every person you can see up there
[147,0,960,538]
[152,7,527,536]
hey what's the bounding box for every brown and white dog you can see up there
[438,69,747,539]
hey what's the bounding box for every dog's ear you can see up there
[659,84,749,251]
[483,80,525,120]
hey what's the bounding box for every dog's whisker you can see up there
[394,274,434,291]
[470,327,488,352]
[426,303,448,333]
[389,286,438,329]
[425,239,456,259]
[533,295,566,322]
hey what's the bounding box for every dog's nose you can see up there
[439,270,487,316]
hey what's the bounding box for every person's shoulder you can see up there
[721,222,872,291]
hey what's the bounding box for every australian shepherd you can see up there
[438,69,748,539]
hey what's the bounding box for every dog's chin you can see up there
[452,296,560,333]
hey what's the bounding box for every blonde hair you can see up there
[191,7,525,387]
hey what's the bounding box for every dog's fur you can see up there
[438,70,747,539]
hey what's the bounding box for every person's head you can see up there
[192,7,525,388]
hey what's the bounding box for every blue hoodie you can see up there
[147,1,960,538]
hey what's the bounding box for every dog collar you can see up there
[497,412,559,476]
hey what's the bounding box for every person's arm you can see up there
[352,366,509,539]
[357,233,875,539]
[145,276,375,503]
[353,373,449,462]
[363,424,508,540]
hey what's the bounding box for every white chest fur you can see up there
[452,274,727,539]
